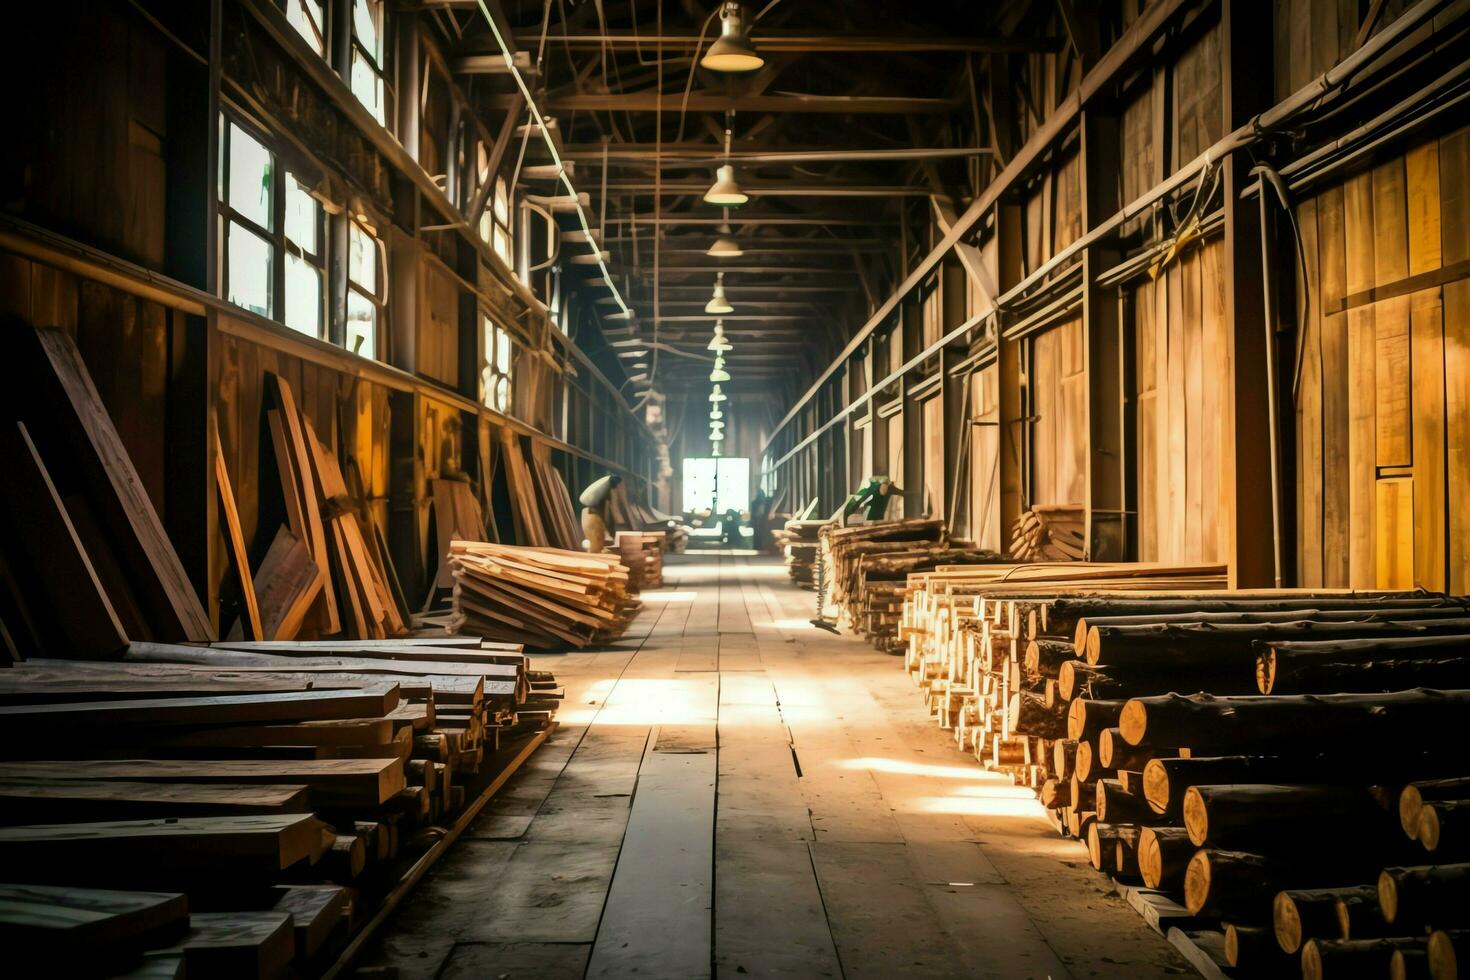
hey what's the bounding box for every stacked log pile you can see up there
[897,573,1470,976]
[1009,504,1086,561]
[615,531,665,592]
[819,518,1008,653]
[0,637,559,976]
[449,540,640,648]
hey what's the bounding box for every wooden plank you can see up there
[15,327,211,640]
[1182,247,1204,559]
[1372,157,1412,469]
[215,418,263,641]
[1199,239,1225,563]
[267,375,340,634]
[586,735,716,979]
[146,910,294,980]
[1296,198,1325,585]
[253,527,323,641]
[0,686,400,731]
[1374,475,1414,589]
[1316,185,1352,586]
[1405,140,1446,586]
[0,778,312,823]
[1343,170,1377,586]
[0,884,188,967]
[0,420,127,656]
[0,814,331,878]
[1441,125,1470,593]
[0,758,404,808]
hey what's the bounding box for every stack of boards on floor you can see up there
[897,561,1470,978]
[448,540,641,649]
[777,519,823,587]
[821,518,1006,653]
[615,530,665,591]
[0,636,560,977]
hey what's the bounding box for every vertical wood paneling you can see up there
[1343,171,1377,587]
[1133,280,1159,559]
[1371,159,1412,470]
[970,365,1000,552]
[1316,187,1351,585]
[1165,261,1186,558]
[1406,141,1446,591]
[1295,198,1324,585]
[1029,318,1086,509]
[1374,476,1414,589]
[1181,250,1203,558]
[1441,126,1470,593]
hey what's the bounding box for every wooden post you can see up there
[1082,108,1126,560]
[1221,0,1276,587]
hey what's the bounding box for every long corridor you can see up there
[366,554,1191,979]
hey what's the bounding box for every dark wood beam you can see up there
[487,93,965,114]
[473,31,1059,54]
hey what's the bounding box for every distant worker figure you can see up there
[751,487,770,553]
[579,473,622,553]
[836,475,902,525]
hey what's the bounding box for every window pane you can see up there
[226,221,273,317]
[349,222,378,292]
[346,290,377,358]
[284,175,319,253]
[353,0,383,62]
[493,225,511,266]
[494,327,511,373]
[227,123,272,228]
[287,0,325,55]
[284,253,322,338]
[494,376,510,413]
[493,179,509,223]
[351,52,386,125]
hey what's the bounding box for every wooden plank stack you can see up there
[615,531,665,592]
[780,520,824,587]
[819,519,1007,654]
[1009,504,1086,561]
[897,570,1470,977]
[0,636,560,976]
[449,540,640,648]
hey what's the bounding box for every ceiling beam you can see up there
[559,147,991,166]
[604,216,896,226]
[599,182,934,197]
[488,93,965,114]
[469,31,1056,54]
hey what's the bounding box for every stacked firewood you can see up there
[0,637,559,976]
[899,574,1470,976]
[1009,504,1086,561]
[818,518,1010,653]
[615,531,665,592]
[449,541,640,649]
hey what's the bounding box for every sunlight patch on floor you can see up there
[558,677,718,727]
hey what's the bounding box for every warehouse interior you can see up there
[2,0,1469,977]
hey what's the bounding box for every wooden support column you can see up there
[1082,108,1126,560]
[397,11,421,163]
[942,256,969,533]
[1221,0,1276,587]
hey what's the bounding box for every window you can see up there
[219,120,325,336]
[681,457,750,513]
[485,176,513,269]
[285,0,326,56]
[351,0,389,126]
[347,220,384,358]
[482,316,513,413]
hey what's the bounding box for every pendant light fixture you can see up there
[709,357,731,384]
[709,428,726,442]
[708,320,733,352]
[705,272,734,314]
[701,3,763,73]
[707,208,744,257]
[709,384,727,403]
[704,117,748,207]
[709,407,724,420]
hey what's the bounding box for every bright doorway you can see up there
[682,456,750,513]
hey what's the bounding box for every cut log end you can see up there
[1183,849,1211,915]
[1274,891,1305,954]
[1118,699,1147,745]
[1142,758,1171,815]
[1182,785,1208,846]
[1401,785,1425,840]
[1428,930,1459,980]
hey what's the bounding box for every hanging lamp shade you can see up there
[709,365,731,383]
[705,276,735,314]
[703,165,749,207]
[709,384,727,402]
[709,407,724,420]
[709,429,726,442]
[708,333,732,353]
[701,3,763,72]
[709,418,726,431]
[707,223,744,257]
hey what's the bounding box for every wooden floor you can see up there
[364,553,1191,979]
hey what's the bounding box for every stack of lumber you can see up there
[615,531,665,592]
[899,574,1470,978]
[1009,504,1086,561]
[781,520,824,587]
[0,326,214,660]
[820,518,1010,653]
[0,636,560,976]
[449,541,640,649]
[251,372,409,642]
[527,444,583,552]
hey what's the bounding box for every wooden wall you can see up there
[969,364,1001,552]
[1294,125,1470,592]
[1029,317,1086,510]
[1132,237,1230,564]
